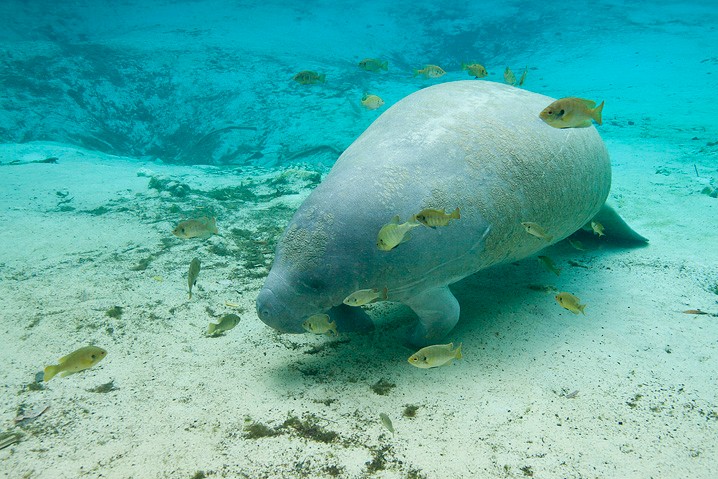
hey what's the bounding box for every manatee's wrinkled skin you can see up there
[257,81,644,346]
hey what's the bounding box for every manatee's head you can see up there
[256,215,359,334]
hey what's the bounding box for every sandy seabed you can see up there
[0,133,717,479]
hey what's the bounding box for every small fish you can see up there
[565,390,579,399]
[555,292,586,315]
[462,62,487,78]
[0,433,22,451]
[224,301,240,308]
[379,413,394,434]
[152,275,163,282]
[413,207,460,228]
[361,93,385,110]
[302,313,337,336]
[504,66,516,85]
[43,346,107,382]
[207,313,241,336]
[521,222,553,242]
[408,342,462,369]
[518,66,528,86]
[567,238,587,251]
[414,64,446,78]
[172,217,218,239]
[343,287,388,307]
[538,255,561,276]
[539,97,604,129]
[358,58,388,72]
[682,309,708,315]
[591,221,605,237]
[293,70,326,85]
[188,257,201,299]
[377,216,421,251]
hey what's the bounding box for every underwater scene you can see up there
[1,0,717,477]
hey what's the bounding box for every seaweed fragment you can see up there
[88,380,118,393]
[402,405,420,418]
[370,378,396,396]
[106,306,123,318]
[282,414,338,443]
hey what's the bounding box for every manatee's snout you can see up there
[256,287,305,334]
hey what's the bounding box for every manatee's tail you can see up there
[587,203,648,244]
[43,365,59,382]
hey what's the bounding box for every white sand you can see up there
[1,133,716,479]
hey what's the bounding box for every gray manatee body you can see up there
[256,81,646,345]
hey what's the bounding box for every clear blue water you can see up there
[1,1,717,478]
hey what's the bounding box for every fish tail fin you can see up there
[593,101,604,125]
[319,74,326,83]
[579,304,587,315]
[381,286,388,301]
[413,69,420,77]
[451,207,461,219]
[207,323,216,335]
[455,343,463,360]
[210,217,219,234]
[43,365,58,382]
[381,61,388,71]
[461,62,467,70]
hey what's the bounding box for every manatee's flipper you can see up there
[405,286,460,347]
[587,203,648,244]
[327,304,375,333]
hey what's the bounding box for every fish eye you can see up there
[559,109,565,115]
[91,354,96,359]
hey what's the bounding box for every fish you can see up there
[555,292,586,315]
[414,64,446,78]
[187,257,201,299]
[538,255,561,276]
[207,313,241,336]
[43,346,107,381]
[358,58,388,72]
[379,413,395,434]
[521,222,553,242]
[567,238,587,251]
[413,207,460,228]
[293,70,326,85]
[408,342,462,369]
[504,66,516,85]
[343,287,388,307]
[462,63,487,78]
[377,216,421,251]
[361,93,385,110]
[518,66,528,86]
[539,97,604,129]
[302,313,337,336]
[682,309,708,315]
[591,221,605,237]
[172,217,218,239]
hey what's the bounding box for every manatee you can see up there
[256,81,646,346]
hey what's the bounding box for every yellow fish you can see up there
[521,222,553,242]
[414,64,446,78]
[567,238,587,251]
[302,314,337,336]
[361,93,385,110]
[43,346,107,382]
[343,287,388,307]
[377,216,421,251]
[462,63,487,78]
[207,314,241,336]
[504,66,516,85]
[293,70,326,85]
[538,255,561,276]
[539,97,604,128]
[408,342,462,369]
[413,207,460,228]
[172,217,218,239]
[555,292,586,315]
[358,58,388,72]
[518,66,528,86]
[591,221,605,237]
[188,257,200,299]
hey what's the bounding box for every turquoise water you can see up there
[1,1,717,478]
